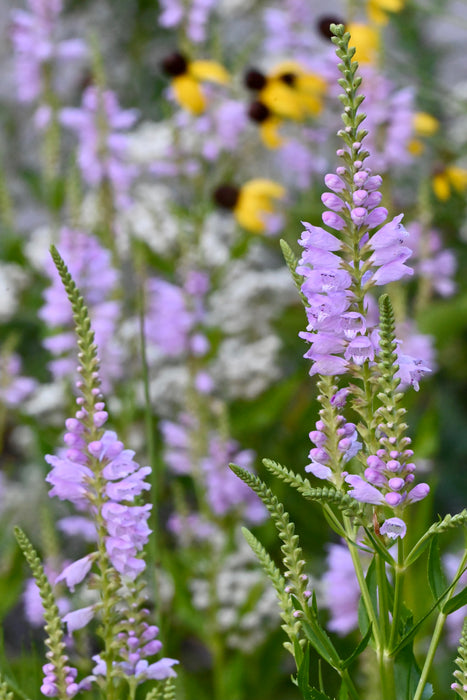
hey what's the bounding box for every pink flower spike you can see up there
[380,517,406,540]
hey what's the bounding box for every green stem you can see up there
[344,519,382,651]
[376,551,390,645]
[137,275,163,622]
[413,550,467,700]
[341,667,361,700]
[389,538,405,650]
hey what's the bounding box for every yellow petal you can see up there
[432,173,450,201]
[296,91,324,116]
[269,60,304,78]
[260,81,304,120]
[447,166,467,193]
[259,117,284,149]
[234,198,267,233]
[173,75,205,114]
[346,23,380,64]
[241,179,285,199]
[407,138,424,157]
[412,112,439,138]
[295,73,328,95]
[368,0,403,24]
[234,179,285,233]
[374,0,404,11]
[189,60,230,84]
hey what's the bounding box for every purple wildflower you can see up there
[358,67,415,173]
[406,222,457,298]
[0,353,36,407]
[60,87,138,207]
[305,388,361,483]
[322,542,368,636]
[162,415,266,524]
[158,0,216,43]
[40,228,123,392]
[10,0,86,107]
[41,658,78,698]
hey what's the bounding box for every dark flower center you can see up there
[161,52,188,77]
[248,101,270,123]
[316,16,345,40]
[213,185,240,210]
[244,69,267,90]
[279,72,296,87]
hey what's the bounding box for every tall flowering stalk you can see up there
[232,24,467,700]
[17,247,177,700]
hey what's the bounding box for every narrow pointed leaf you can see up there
[428,536,447,607]
[341,624,373,670]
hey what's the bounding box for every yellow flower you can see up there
[413,112,439,138]
[432,166,467,201]
[213,179,286,233]
[244,63,327,121]
[367,0,404,25]
[161,52,229,114]
[346,23,380,64]
[407,112,440,156]
[248,101,284,149]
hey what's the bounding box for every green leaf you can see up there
[394,643,433,700]
[357,559,377,639]
[300,618,342,671]
[428,536,447,607]
[442,584,467,615]
[362,526,395,565]
[341,624,373,670]
[405,509,467,567]
[297,644,312,698]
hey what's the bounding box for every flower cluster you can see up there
[162,416,266,524]
[158,0,216,44]
[10,0,86,107]
[297,206,412,377]
[306,388,361,480]
[60,87,139,207]
[40,228,123,392]
[47,420,152,585]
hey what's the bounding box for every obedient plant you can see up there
[15,247,177,700]
[232,25,467,700]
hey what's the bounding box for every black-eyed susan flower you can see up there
[247,101,284,149]
[346,23,380,64]
[244,62,327,121]
[432,165,467,201]
[407,112,440,156]
[367,0,404,25]
[161,52,229,115]
[213,179,285,234]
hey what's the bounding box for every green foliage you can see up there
[14,528,71,700]
[452,615,467,699]
[279,239,307,305]
[241,527,302,656]
[0,675,13,700]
